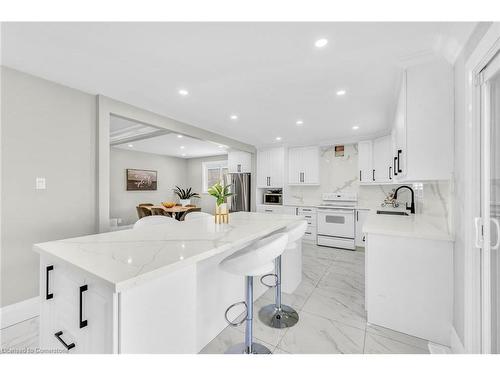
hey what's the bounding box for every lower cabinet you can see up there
[256,204,284,214]
[40,257,114,354]
[282,206,317,243]
[355,209,369,247]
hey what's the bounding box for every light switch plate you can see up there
[36,177,46,190]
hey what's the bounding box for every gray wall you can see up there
[452,22,492,344]
[1,67,98,307]
[186,155,228,213]
[110,148,188,225]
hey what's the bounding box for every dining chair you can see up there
[133,215,175,229]
[150,207,167,216]
[138,203,154,207]
[136,205,152,219]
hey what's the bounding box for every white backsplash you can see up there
[284,143,451,230]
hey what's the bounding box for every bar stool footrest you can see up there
[259,273,278,288]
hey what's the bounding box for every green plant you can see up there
[207,182,233,206]
[173,186,200,200]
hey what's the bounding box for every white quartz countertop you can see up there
[33,212,301,293]
[363,212,453,242]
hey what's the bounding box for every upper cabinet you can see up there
[257,147,285,188]
[358,140,373,183]
[358,60,453,184]
[393,60,453,181]
[227,150,252,173]
[288,146,320,185]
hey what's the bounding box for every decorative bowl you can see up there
[162,202,176,208]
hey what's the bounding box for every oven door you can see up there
[317,209,355,238]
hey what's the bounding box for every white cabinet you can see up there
[358,140,373,183]
[257,147,284,188]
[355,209,369,247]
[392,60,453,181]
[39,258,114,354]
[288,146,320,185]
[372,135,393,183]
[227,150,252,173]
[256,204,284,214]
[284,206,317,242]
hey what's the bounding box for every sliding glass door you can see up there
[480,51,500,354]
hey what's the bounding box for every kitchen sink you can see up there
[376,210,409,216]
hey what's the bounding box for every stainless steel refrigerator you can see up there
[224,173,251,212]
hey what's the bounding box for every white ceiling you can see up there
[110,115,227,159]
[2,22,475,147]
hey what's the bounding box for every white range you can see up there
[316,192,358,250]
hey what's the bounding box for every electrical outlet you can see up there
[35,177,46,190]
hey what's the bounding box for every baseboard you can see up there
[0,297,40,329]
[449,325,466,354]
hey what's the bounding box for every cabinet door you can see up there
[355,210,369,247]
[288,146,319,185]
[393,71,407,177]
[373,135,392,183]
[257,149,270,188]
[228,150,252,173]
[358,141,373,183]
[269,147,284,188]
[288,147,301,184]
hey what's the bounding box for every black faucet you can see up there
[393,185,415,214]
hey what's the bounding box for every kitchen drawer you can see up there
[317,235,355,250]
[257,205,284,214]
[303,227,317,242]
[298,207,317,215]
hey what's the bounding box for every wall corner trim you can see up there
[450,325,466,354]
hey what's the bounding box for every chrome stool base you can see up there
[225,342,272,354]
[258,303,299,329]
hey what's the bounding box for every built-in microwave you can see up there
[263,193,283,205]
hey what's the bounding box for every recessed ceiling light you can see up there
[315,38,328,48]
[296,120,304,126]
[276,137,282,141]
[128,144,133,148]
[178,89,189,96]
[230,114,238,120]
[336,90,346,96]
[180,146,185,149]
[352,125,359,130]
[181,153,186,157]
[177,134,183,138]
[218,145,224,148]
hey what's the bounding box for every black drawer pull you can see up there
[79,285,88,328]
[394,157,398,176]
[46,265,54,300]
[54,331,75,350]
[372,169,375,181]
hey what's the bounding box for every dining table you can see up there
[147,205,201,220]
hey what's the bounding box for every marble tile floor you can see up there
[200,242,432,354]
[1,243,433,354]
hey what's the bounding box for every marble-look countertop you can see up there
[33,212,301,292]
[363,212,453,242]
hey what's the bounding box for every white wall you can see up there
[1,67,97,307]
[186,155,228,213]
[110,148,188,225]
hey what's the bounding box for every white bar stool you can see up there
[133,215,174,229]
[220,232,288,354]
[258,220,307,329]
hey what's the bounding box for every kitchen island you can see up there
[363,212,453,345]
[33,212,302,354]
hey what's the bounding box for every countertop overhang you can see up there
[33,212,301,293]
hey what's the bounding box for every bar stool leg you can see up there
[258,255,299,329]
[225,276,272,354]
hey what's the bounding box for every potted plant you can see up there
[173,186,200,206]
[207,182,233,215]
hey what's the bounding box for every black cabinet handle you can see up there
[397,149,402,173]
[46,265,54,300]
[79,285,88,328]
[389,166,392,180]
[356,211,359,221]
[372,169,375,181]
[54,331,75,350]
[359,170,362,181]
[362,235,365,242]
[394,157,398,176]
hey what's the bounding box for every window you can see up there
[202,160,228,192]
